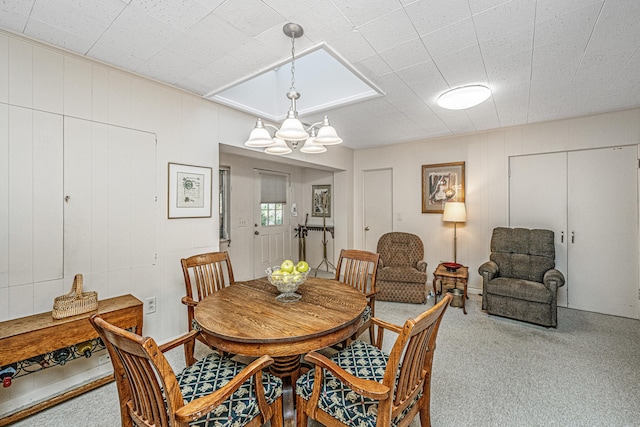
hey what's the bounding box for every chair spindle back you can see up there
[335,249,379,295]
[385,294,450,411]
[90,315,183,427]
[182,251,235,302]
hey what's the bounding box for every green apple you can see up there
[296,261,309,273]
[281,271,294,283]
[280,259,295,273]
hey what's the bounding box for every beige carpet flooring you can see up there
[10,294,640,426]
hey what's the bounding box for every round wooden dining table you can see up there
[194,276,367,427]
[195,276,367,375]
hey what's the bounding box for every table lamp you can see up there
[443,202,467,264]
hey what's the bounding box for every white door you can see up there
[253,170,290,278]
[64,119,157,280]
[510,146,639,318]
[510,152,568,306]
[567,146,638,318]
[363,169,393,252]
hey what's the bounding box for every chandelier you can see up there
[245,23,342,155]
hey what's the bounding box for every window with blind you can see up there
[260,172,287,227]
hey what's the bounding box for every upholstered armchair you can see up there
[376,232,428,303]
[478,227,565,327]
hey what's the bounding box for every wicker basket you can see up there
[52,274,98,319]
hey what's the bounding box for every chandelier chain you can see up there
[290,32,296,91]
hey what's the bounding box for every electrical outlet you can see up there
[146,296,156,314]
[98,354,111,365]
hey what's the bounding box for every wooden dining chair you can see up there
[181,251,235,364]
[295,293,452,427]
[89,314,283,427]
[335,249,380,343]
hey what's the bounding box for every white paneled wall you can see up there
[33,111,64,283]
[0,105,7,291]
[32,110,63,282]
[0,31,224,415]
[4,107,63,293]
[0,36,7,102]
[8,106,35,288]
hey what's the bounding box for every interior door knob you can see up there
[364,226,370,231]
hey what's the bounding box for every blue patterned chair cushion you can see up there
[296,341,420,427]
[176,353,283,427]
[361,305,372,325]
[191,320,230,357]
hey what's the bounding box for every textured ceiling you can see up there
[1,0,639,150]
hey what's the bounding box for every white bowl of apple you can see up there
[266,260,310,303]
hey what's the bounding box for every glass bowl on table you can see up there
[266,266,309,303]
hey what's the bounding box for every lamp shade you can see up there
[443,202,467,223]
[313,116,343,145]
[264,138,292,155]
[275,117,309,141]
[314,125,342,145]
[300,132,327,153]
[245,124,275,148]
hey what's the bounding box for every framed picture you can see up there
[311,185,331,218]
[421,162,465,214]
[168,162,212,219]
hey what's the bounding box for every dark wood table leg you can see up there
[270,354,301,427]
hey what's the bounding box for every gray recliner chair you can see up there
[478,227,565,327]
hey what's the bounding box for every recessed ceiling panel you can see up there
[205,43,384,122]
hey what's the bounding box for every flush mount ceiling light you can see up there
[437,85,492,110]
[245,23,342,155]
